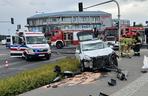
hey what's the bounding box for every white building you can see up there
[26,11,112,34]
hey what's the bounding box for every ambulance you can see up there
[10,32,51,61]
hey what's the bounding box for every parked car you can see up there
[1,39,6,45]
[75,39,118,72]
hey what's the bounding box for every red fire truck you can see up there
[104,26,144,40]
[104,26,145,49]
[49,30,94,49]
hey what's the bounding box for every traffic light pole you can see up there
[0,18,14,24]
[83,0,121,51]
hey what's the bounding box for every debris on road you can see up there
[108,79,116,86]
[141,55,148,73]
[44,72,101,88]
[99,92,109,96]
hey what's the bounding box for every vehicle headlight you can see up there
[27,48,34,54]
[83,55,91,61]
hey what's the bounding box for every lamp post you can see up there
[84,0,121,49]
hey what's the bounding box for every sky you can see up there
[0,0,148,35]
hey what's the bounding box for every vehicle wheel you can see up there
[45,54,51,60]
[80,61,85,72]
[24,53,30,61]
[109,54,118,68]
[56,42,63,49]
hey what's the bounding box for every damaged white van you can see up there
[75,39,118,71]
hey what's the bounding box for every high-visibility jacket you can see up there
[123,37,133,46]
[120,37,125,46]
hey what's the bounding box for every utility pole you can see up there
[83,0,121,50]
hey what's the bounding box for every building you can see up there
[112,19,130,28]
[26,11,112,34]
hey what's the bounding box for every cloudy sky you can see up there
[0,0,148,35]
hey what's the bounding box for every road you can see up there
[0,45,75,79]
[19,49,148,96]
[1,44,148,96]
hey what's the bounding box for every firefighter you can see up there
[123,34,134,58]
[133,33,141,56]
[120,34,126,57]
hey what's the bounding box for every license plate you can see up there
[39,54,45,56]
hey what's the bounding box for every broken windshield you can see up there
[82,42,105,51]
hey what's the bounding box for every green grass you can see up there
[0,57,79,96]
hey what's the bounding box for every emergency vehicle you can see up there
[104,27,119,49]
[104,26,145,49]
[10,32,51,61]
[49,30,94,49]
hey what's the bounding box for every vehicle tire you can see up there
[24,53,30,61]
[56,42,63,49]
[109,54,118,68]
[80,61,85,72]
[45,54,51,60]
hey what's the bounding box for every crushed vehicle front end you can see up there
[78,40,118,71]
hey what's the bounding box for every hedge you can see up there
[0,57,79,96]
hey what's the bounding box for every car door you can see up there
[10,36,26,57]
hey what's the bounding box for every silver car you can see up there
[75,39,118,72]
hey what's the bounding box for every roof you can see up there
[27,11,111,19]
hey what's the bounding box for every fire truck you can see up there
[104,27,119,49]
[104,26,145,49]
[49,30,94,49]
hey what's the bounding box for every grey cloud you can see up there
[0,0,14,6]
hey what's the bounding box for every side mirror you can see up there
[109,45,113,49]
[76,49,80,54]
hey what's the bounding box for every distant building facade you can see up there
[26,11,112,33]
[112,19,130,28]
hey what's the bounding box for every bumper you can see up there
[83,55,110,70]
[27,53,51,58]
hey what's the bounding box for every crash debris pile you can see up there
[44,72,101,88]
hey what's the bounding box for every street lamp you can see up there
[84,0,121,49]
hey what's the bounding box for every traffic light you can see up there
[78,2,83,12]
[17,24,21,30]
[11,18,14,24]
[115,21,119,28]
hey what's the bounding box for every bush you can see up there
[0,57,79,96]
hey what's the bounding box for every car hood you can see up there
[82,47,113,57]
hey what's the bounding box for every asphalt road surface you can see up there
[0,45,75,79]
[1,44,148,96]
[19,49,148,96]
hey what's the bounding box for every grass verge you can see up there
[0,57,79,96]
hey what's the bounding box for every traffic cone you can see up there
[4,60,9,68]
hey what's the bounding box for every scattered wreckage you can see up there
[45,39,128,96]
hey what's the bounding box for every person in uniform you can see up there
[133,32,141,56]
[120,34,126,57]
[123,33,134,58]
